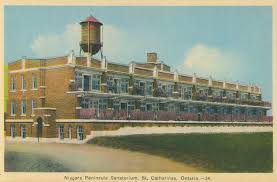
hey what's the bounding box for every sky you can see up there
[4,6,272,103]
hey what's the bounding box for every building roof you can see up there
[80,15,103,25]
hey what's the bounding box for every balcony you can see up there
[133,85,145,96]
[154,88,168,97]
[70,81,271,108]
[79,109,273,122]
[108,84,121,94]
[196,94,208,101]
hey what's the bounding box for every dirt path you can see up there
[5,143,203,172]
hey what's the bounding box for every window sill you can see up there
[31,88,38,91]
[31,114,35,117]
[20,114,27,117]
[9,90,16,93]
[10,114,16,117]
[20,89,27,92]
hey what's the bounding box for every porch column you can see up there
[107,99,113,110]
[128,75,134,95]
[153,79,158,97]
[192,85,196,100]
[135,100,141,111]
[173,82,179,99]
[208,87,213,101]
[101,72,107,93]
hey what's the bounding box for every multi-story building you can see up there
[5,15,272,141]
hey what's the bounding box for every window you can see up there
[134,79,145,96]
[145,81,153,96]
[77,126,84,140]
[83,75,91,91]
[21,75,26,90]
[59,125,64,140]
[91,75,101,91]
[21,100,26,115]
[120,78,129,93]
[31,100,36,114]
[240,92,248,100]
[11,101,16,116]
[75,72,83,90]
[250,94,256,101]
[21,125,26,138]
[213,89,223,98]
[166,85,174,97]
[184,87,192,100]
[107,76,114,93]
[157,82,174,97]
[226,91,236,100]
[32,74,38,89]
[11,76,16,91]
[11,125,16,138]
[68,126,72,139]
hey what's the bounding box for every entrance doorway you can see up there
[36,117,43,141]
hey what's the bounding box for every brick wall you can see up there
[45,67,77,119]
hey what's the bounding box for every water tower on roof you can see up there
[80,15,103,56]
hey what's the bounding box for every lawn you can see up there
[89,132,273,172]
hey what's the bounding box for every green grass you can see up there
[4,64,8,112]
[89,132,273,172]
[5,151,71,172]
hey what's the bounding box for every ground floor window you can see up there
[21,125,26,139]
[77,126,84,140]
[68,126,72,139]
[11,125,16,138]
[59,125,64,140]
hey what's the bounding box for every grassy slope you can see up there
[4,64,8,112]
[5,151,71,172]
[90,132,273,172]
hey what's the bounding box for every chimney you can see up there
[147,52,157,63]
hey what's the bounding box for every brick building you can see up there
[5,15,272,142]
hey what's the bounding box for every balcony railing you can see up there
[71,81,271,108]
[132,85,145,96]
[108,84,120,94]
[196,94,208,101]
[79,109,273,122]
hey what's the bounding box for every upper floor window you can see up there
[157,82,174,97]
[120,78,129,93]
[145,81,153,96]
[32,74,38,89]
[250,94,256,101]
[31,100,37,114]
[21,75,26,90]
[75,72,83,91]
[91,75,101,91]
[133,79,146,96]
[166,85,174,97]
[178,85,192,100]
[213,89,223,98]
[83,75,91,91]
[196,87,208,98]
[226,91,236,100]
[11,76,16,91]
[184,87,192,100]
[107,76,129,94]
[10,101,16,116]
[21,100,26,115]
[240,92,248,100]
